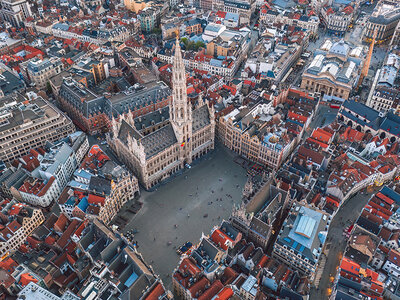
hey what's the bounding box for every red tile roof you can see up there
[340,257,360,275]
[342,5,354,15]
[8,204,25,216]
[341,127,364,142]
[0,258,17,273]
[378,227,392,241]
[0,269,15,288]
[257,255,269,268]
[183,257,201,272]
[144,282,165,300]
[56,219,81,249]
[54,214,68,232]
[221,267,238,285]
[7,220,21,233]
[216,11,226,18]
[388,249,400,266]
[88,194,105,206]
[19,273,38,287]
[19,176,55,197]
[188,277,210,298]
[210,229,233,250]
[311,128,333,143]
[376,192,394,205]
[326,196,340,207]
[213,286,234,300]
[297,145,324,165]
[26,236,41,249]
[45,236,56,245]
[198,280,224,300]
[370,281,384,295]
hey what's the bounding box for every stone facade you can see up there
[365,1,400,43]
[0,207,45,257]
[0,94,75,164]
[0,0,32,27]
[107,40,215,190]
[300,40,364,100]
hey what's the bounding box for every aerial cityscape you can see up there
[0,0,399,298]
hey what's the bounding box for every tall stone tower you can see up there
[170,38,193,165]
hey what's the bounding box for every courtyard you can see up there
[120,144,248,288]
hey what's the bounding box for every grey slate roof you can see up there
[192,104,211,132]
[342,100,380,122]
[0,70,25,96]
[88,176,111,196]
[199,238,220,260]
[120,273,155,300]
[0,96,47,133]
[141,124,177,158]
[110,84,170,117]
[118,119,143,143]
[250,217,270,238]
[118,119,177,159]
[0,168,27,189]
[134,107,169,132]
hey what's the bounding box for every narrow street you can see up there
[310,191,373,299]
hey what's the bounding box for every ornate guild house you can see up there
[107,39,215,189]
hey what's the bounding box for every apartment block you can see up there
[0,93,75,164]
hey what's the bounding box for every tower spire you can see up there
[170,39,190,123]
[170,38,193,165]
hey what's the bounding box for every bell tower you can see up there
[170,38,192,165]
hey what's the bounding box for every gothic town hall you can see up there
[107,40,216,189]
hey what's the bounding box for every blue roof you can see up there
[242,275,257,292]
[77,197,89,212]
[334,0,352,4]
[295,215,316,238]
[124,272,138,287]
[205,24,222,32]
[210,59,223,67]
[225,12,239,22]
[287,119,305,128]
[189,35,204,43]
[273,0,296,8]
[342,100,380,122]
[65,197,77,206]
[299,15,309,21]
[266,70,275,78]
[69,180,89,190]
[380,186,400,205]
[288,206,323,250]
[74,169,92,180]
[53,23,70,31]
[318,231,327,244]
[379,112,400,136]
[340,110,368,126]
